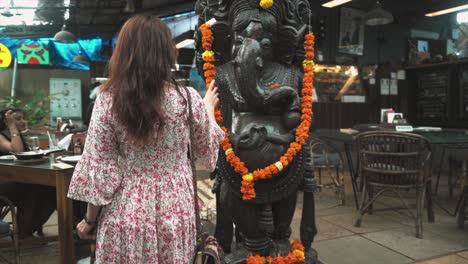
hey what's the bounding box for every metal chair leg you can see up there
[448,161,454,198]
[457,187,468,229]
[355,183,367,227]
[434,147,446,196]
[318,168,322,186]
[368,186,374,215]
[415,187,425,239]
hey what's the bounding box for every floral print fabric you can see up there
[68,86,224,263]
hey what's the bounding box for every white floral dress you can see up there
[68,86,224,263]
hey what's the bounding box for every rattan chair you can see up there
[447,155,468,228]
[310,138,345,205]
[0,195,20,264]
[354,131,432,239]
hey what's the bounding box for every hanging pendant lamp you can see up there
[364,0,393,26]
[73,51,89,64]
[54,24,77,43]
[1,6,13,17]
[1,0,14,17]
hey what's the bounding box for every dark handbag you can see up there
[180,85,224,264]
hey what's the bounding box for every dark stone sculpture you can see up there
[194,0,318,263]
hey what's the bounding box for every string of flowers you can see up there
[246,240,306,264]
[259,0,274,9]
[200,22,315,201]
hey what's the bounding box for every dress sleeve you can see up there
[67,93,122,206]
[187,87,224,172]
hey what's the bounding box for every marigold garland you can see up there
[246,240,306,264]
[200,22,315,200]
[259,0,274,9]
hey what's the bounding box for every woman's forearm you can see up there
[206,106,216,123]
[9,126,24,153]
[86,203,101,222]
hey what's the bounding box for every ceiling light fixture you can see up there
[322,0,352,8]
[53,24,77,43]
[1,6,13,17]
[425,4,468,17]
[73,51,89,64]
[123,0,135,13]
[364,0,393,26]
[457,10,468,24]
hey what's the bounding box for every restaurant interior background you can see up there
[0,1,467,263]
[0,0,467,130]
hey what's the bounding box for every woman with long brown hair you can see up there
[67,15,223,263]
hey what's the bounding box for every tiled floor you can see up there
[308,171,468,264]
[0,171,467,264]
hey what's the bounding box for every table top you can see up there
[315,125,468,146]
[0,157,74,171]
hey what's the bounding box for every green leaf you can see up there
[1,90,52,128]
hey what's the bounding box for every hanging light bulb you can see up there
[364,1,394,26]
[123,0,135,13]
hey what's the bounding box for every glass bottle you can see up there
[56,117,63,131]
[74,138,83,155]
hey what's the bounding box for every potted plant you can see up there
[0,90,52,129]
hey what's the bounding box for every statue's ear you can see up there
[212,22,232,63]
[276,25,299,65]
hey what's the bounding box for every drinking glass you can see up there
[49,136,59,150]
[27,136,40,151]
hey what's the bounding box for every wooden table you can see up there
[0,158,75,264]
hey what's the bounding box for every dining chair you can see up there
[0,195,20,264]
[354,131,432,239]
[448,155,468,196]
[310,138,345,205]
[447,155,468,228]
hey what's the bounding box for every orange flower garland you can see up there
[246,240,306,264]
[200,22,315,200]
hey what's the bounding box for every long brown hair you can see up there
[101,15,177,144]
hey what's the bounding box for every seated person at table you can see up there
[0,108,56,238]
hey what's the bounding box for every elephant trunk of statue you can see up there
[234,38,298,111]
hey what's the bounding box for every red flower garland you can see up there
[200,23,315,200]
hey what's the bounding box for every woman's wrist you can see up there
[9,128,20,138]
[84,215,98,227]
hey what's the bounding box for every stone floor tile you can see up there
[315,204,357,217]
[290,207,355,242]
[457,250,468,259]
[363,227,468,260]
[314,235,413,264]
[43,211,58,226]
[314,218,355,242]
[321,211,404,234]
[414,254,468,264]
[423,221,468,247]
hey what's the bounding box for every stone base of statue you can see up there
[224,243,321,264]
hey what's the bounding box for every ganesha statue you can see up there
[194,0,319,263]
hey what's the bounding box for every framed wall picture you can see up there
[338,7,365,56]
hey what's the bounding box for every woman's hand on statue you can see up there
[203,80,219,112]
[76,219,95,240]
[4,110,17,128]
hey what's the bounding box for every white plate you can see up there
[60,155,82,163]
[0,155,16,161]
[16,150,44,155]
